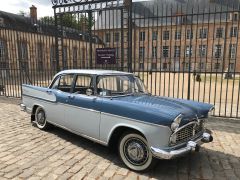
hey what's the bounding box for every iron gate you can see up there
[0,0,240,118]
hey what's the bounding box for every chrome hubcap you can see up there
[37,110,45,126]
[127,142,145,161]
[124,138,148,166]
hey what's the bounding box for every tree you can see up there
[18,10,28,17]
[40,14,95,31]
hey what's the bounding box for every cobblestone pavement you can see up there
[0,97,240,180]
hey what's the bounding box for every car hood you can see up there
[113,94,213,126]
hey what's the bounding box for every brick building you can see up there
[0,5,103,77]
[94,0,240,72]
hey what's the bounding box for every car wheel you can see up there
[118,132,156,172]
[35,107,49,130]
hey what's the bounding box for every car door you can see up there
[64,74,101,139]
[46,74,74,126]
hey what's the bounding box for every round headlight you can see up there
[171,122,179,132]
[171,114,182,131]
[208,106,215,117]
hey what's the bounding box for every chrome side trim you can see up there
[23,95,100,114]
[101,112,171,129]
[58,102,99,113]
[42,120,108,146]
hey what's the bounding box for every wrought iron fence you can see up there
[0,0,240,118]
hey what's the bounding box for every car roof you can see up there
[55,69,133,77]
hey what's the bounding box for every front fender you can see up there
[107,123,146,143]
[100,112,172,148]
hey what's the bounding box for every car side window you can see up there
[73,75,93,95]
[52,74,74,93]
[97,76,117,96]
[97,76,132,96]
[51,76,60,89]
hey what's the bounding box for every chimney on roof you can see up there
[30,5,37,22]
[123,0,132,7]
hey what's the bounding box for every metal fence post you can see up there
[128,0,133,73]
[54,8,60,72]
[88,10,93,69]
[121,8,124,71]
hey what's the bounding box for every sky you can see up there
[0,0,149,18]
[0,0,54,17]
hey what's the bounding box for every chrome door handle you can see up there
[46,90,52,94]
[68,95,75,99]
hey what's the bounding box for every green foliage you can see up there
[40,14,95,30]
[18,10,27,16]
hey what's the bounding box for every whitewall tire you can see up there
[118,132,156,172]
[35,107,49,130]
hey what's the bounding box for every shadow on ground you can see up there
[38,123,240,179]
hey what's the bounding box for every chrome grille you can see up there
[175,122,203,144]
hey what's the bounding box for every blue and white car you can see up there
[21,69,214,171]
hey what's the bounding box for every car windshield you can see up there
[96,75,147,96]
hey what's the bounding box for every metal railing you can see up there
[0,0,240,118]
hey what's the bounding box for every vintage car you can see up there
[21,69,214,171]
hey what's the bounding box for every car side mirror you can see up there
[86,88,93,96]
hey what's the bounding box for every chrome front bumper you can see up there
[20,103,31,114]
[150,131,213,159]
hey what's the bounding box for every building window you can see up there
[18,41,28,60]
[214,44,222,58]
[0,39,7,69]
[0,40,6,61]
[114,32,119,42]
[214,63,220,70]
[36,43,44,71]
[73,47,78,68]
[152,31,158,40]
[199,45,207,57]
[185,45,192,57]
[229,63,235,71]
[216,27,224,38]
[105,33,111,43]
[18,41,28,71]
[139,31,145,41]
[162,62,168,69]
[230,27,238,37]
[163,31,169,40]
[186,29,193,39]
[62,46,68,69]
[152,46,157,58]
[229,44,236,59]
[162,46,169,58]
[199,28,207,39]
[152,63,157,70]
[0,18,4,27]
[139,62,144,70]
[50,45,56,70]
[175,31,181,40]
[174,46,180,57]
[199,62,205,69]
[115,47,119,58]
[176,16,182,24]
[139,47,145,59]
[234,13,239,21]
